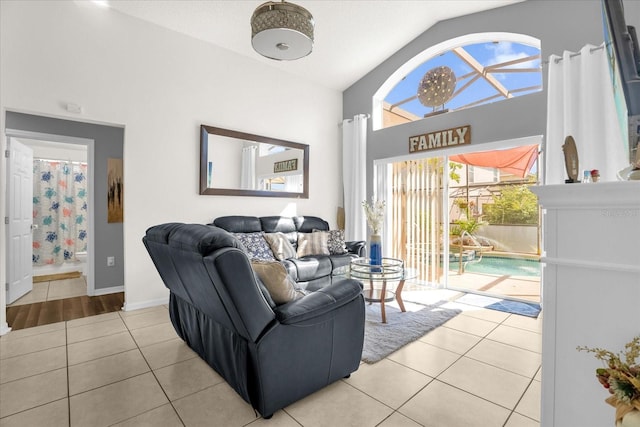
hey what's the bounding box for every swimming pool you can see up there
[449,256,540,277]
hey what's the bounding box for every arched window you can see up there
[373,33,541,130]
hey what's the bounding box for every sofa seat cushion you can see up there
[288,256,332,282]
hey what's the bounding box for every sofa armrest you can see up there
[345,240,366,257]
[274,279,363,325]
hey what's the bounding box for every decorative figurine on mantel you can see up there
[563,135,579,183]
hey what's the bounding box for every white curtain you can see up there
[284,174,302,192]
[342,114,368,241]
[240,146,257,190]
[546,44,627,184]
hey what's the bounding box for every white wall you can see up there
[0,0,343,318]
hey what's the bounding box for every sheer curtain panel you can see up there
[342,114,368,241]
[546,44,627,184]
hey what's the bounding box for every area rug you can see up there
[362,301,461,364]
[455,293,541,318]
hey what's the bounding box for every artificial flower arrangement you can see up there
[362,199,385,234]
[577,336,640,426]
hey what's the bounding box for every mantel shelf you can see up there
[532,181,640,208]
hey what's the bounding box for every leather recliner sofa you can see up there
[143,223,365,418]
[212,215,365,291]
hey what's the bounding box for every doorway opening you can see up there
[5,131,95,308]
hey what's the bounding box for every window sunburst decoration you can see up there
[417,66,457,108]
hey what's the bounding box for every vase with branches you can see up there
[362,199,385,266]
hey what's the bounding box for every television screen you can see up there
[602,0,640,168]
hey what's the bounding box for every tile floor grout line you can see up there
[424,317,539,415]
[330,378,419,427]
[503,374,541,425]
[0,397,70,423]
[65,319,71,426]
[119,310,189,427]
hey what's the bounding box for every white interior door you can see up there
[6,138,33,304]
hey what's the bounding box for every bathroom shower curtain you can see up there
[32,160,88,266]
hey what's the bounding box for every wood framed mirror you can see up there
[200,125,309,198]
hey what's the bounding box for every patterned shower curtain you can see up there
[32,160,88,266]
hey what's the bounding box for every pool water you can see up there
[449,256,540,277]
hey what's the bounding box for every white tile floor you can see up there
[0,290,541,427]
[7,277,87,307]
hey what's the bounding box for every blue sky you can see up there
[385,41,542,116]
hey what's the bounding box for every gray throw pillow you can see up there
[263,232,297,260]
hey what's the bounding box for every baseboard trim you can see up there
[0,322,12,336]
[92,286,124,296]
[123,296,169,312]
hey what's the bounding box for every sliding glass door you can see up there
[379,141,541,303]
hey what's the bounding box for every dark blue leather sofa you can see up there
[143,223,365,418]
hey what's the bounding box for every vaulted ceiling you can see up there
[107,0,524,91]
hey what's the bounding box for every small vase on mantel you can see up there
[369,234,382,267]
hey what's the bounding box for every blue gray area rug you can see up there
[456,293,541,318]
[362,301,461,364]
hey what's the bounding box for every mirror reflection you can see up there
[200,125,309,198]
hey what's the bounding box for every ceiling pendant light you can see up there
[251,0,314,61]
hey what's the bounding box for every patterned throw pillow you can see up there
[232,232,275,261]
[263,232,297,261]
[326,229,348,255]
[251,260,305,304]
[297,232,330,257]
[313,229,347,255]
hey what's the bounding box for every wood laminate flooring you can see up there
[6,292,124,331]
[32,271,83,283]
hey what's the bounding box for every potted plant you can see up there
[578,336,640,426]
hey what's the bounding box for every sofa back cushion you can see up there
[293,216,329,232]
[213,216,262,233]
[260,216,298,246]
[260,216,296,233]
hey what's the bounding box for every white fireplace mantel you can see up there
[532,181,640,427]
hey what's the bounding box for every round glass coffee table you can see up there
[334,257,416,323]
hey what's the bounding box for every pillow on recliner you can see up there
[263,232,297,261]
[297,232,330,257]
[251,260,305,304]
